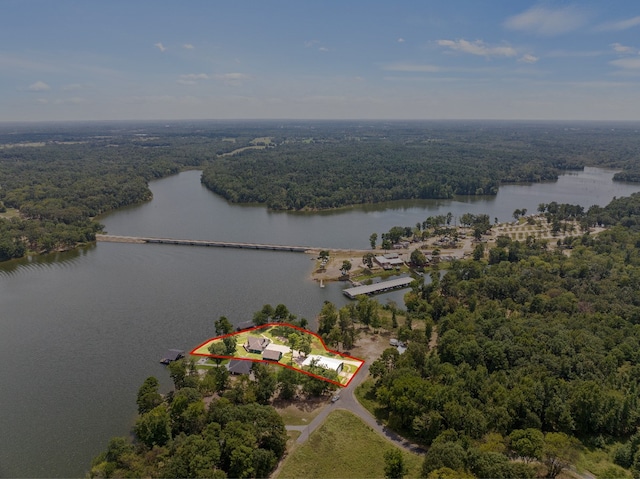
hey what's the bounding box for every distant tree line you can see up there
[3,121,640,260]
[201,122,640,211]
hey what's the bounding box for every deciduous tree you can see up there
[384,449,407,479]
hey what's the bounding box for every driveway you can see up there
[290,361,425,454]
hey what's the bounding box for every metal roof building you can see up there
[301,355,344,373]
[343,276,414,299]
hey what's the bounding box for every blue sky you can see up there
[2,0,640,121]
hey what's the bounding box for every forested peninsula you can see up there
[1,120,639,260]
[200,121,640,210]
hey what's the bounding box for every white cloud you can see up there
[27,81,50,91]
[215,73,250,86]
[547,49,605,58]
[504,5,589,36]
[53,97,86,105]
[437,39,517,58]
[304,40,328,51]
[611,43,635,54]
[177,73,210,85]
[397,38,405,43]
[610,57,640,70]
[597,16,640,32]
[62,83,85,91]
[154,42,167,52]
[519,54,539,64]
[383,62,443,72]
[182,43,194,49]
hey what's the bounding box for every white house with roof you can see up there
[301,355,344,374]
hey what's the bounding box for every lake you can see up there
[0,167,637,477]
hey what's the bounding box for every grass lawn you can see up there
[276,410,422,479]
[577,445,630,478]
[276,401,327,426]
[0,208,19,219]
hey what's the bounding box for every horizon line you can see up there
[2,118,640,125]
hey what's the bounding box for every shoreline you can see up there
[309,217,605,283]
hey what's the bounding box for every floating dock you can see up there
[342,277,414,299]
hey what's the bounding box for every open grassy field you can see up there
[0,208,20,219]
[276,409,423,479]
[274,399,328,426]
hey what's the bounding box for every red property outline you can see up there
[190,322,365,388]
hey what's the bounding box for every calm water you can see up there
[0,167,637,478]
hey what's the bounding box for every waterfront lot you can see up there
[191,323,364,386]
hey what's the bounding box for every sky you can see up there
[2,0,640,122]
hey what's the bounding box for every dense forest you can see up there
[0,121,245,260]
[201,121,640,211]
[1,120,639,260]
[359,196,640,478]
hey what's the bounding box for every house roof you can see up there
[262,349,282,361]
[375,255,404,265]
[227,359,253,375]
[245,336,270,351]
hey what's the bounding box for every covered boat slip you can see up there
[342,277,414,299]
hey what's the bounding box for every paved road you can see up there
[287,361,425,454]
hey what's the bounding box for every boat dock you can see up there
[342,277,414,299]
[160,349,184,364]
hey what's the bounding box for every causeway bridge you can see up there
[96,234,327,253]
